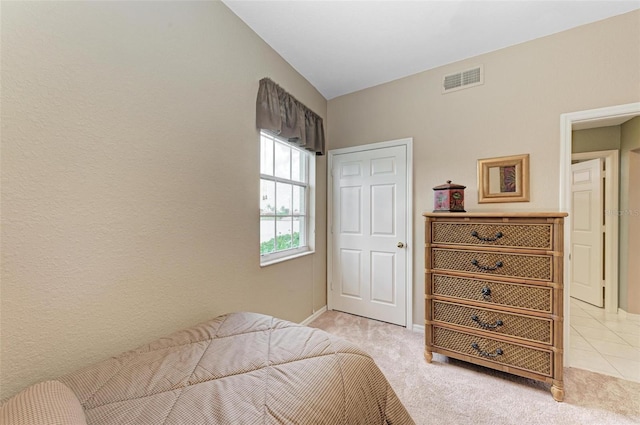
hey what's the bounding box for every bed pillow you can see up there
[0,380,88,425]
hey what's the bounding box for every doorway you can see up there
[327,138,413,327]
[570,150,619,310]
[560,102,640,371]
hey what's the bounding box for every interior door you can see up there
[329,145,407,325]
[570,158,604,307]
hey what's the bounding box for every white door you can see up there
[329,144,408,326]
[571,158,604,307]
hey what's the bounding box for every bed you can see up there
[1,312,414,424]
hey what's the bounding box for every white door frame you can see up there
[559,102,640,366]
[571,150,619,312]
[327,138,413,328]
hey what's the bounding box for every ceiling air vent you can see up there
[442,65,483,93]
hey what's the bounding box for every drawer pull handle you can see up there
[471,259,503,271]
[481,286,492,299]
[471,315,504,329]
[471,342,504,358]
[471,230,503,242]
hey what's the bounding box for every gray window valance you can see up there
[256,78,325,156]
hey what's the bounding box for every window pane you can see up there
[260,179,275,215]
[276,217,293,251]
[260,217,276,254]
[259,131,312,261]
[276,182,292,216]
[292,217,304,248]
[292,185,305,215]
[274,141,291,179]
[291,148,306,183]
[261,135,274,176]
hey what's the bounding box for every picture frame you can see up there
[477,153,530,203]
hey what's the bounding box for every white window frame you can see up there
[260,131,315,266]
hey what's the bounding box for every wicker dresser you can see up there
[423,212,567,401]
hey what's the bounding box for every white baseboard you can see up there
[618,308,640,320]
[302,308,424,331]
[411,324,425,333]
[301,306,328,326]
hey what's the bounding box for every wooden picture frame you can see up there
[478,153,530,203]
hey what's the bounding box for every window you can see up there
[260,131,314,265]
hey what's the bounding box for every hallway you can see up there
[569,297,640,382]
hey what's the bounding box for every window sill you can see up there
[260,249,315,267]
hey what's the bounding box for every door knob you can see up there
[397,242,405,248]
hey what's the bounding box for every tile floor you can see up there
[569,297,640,382]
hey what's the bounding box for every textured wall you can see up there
[1,1,327,399]
[328,10,640,326]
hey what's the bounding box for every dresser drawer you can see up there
[432,222,552,249]
[432,248,553,281]
[432,274,552,313]
[432,326,552,376]
[432,300,552,344]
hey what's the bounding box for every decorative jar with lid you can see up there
[433,180,466,212]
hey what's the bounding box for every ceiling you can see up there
[222,0,640,100]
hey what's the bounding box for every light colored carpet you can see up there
[309,310,640,425]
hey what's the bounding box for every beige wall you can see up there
[0,1,327,399]
[328,11,640,326]
[620,117,640,313]
[572,126,621,153]
[625,152,640,314]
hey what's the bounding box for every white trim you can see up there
[559,102,640,368]
[327,138,414,328]
[411,324,425,334]
[260,249,315,267]
[618,308,640,321]
[406,139,414,330]
[571,150,619,314]
[300,306,327,326]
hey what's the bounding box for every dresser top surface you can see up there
[423,212,568,218]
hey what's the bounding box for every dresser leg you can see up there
[424,350,432,363]
[550,383,564,402]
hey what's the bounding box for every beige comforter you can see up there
[59,312,414,424]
